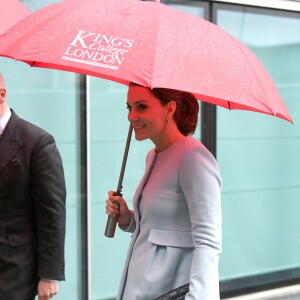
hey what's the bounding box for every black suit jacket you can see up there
[0,110,66,300]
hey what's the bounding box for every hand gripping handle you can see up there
[104,125,133,238]
[104,193,121,238]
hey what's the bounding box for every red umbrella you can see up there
[0,0,292,123]
[0,0,30,35]
[0,0,293,238]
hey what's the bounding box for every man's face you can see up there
[0,88,6,105]
[0,74,6,106]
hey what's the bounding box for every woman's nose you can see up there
[128,110,138,121]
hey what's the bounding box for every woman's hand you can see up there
[106,190,132,226]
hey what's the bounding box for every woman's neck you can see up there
[154,131,185,153]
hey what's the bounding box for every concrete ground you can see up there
[226,284,300,300]
[266,292,300,300]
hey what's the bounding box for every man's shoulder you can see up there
[10,110,52,140]
[11,110,49,134]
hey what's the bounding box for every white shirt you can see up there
[0,106,11,136]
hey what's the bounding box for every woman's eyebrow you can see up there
[126,100,149,106]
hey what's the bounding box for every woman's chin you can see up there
[134,133,147,141]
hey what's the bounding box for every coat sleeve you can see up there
[179,146,222,300]
[119,210,136,233]
[31,133,66,281]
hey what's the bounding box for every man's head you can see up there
[0,73,8,116]
[0,73,5,88]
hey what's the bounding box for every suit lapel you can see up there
[0,111,24,173]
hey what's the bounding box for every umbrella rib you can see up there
[149,1,163,88]
[226,34,274,115]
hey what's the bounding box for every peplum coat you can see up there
[117,136,222,300]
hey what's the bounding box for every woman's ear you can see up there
[167,100,176,116]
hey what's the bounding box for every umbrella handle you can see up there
[104,124,133,238]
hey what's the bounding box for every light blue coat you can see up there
[117,136,222,300]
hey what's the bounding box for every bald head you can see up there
[0,73,8,116]
[0,73,5,89]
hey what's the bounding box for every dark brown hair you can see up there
[130,83,199,136]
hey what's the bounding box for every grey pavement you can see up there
[265,294,300,300]
[225,286,300,300]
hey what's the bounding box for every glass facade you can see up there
[0,0,298,299]
[215,4,300,293]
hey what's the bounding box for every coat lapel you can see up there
[0,111,24,173]
[133,149,157,211]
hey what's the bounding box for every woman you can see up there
[106,83,222,299]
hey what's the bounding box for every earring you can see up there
[165,118,169,123]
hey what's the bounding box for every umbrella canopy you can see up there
[0,0,292,123]
[0,0,30,34]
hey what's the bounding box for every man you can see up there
[0,72,66,300]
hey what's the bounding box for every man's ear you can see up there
[0,88,6,104]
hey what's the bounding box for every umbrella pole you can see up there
[104,124,133,238]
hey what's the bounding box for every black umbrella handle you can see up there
[104,124,133,238]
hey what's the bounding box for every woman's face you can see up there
[127,85,168,143]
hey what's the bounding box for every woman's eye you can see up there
[126,105,131,111]
[137,104,147,111]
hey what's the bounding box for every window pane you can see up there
[0,58,82,299]
[216,6,300,281]
[21,0,62,11]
